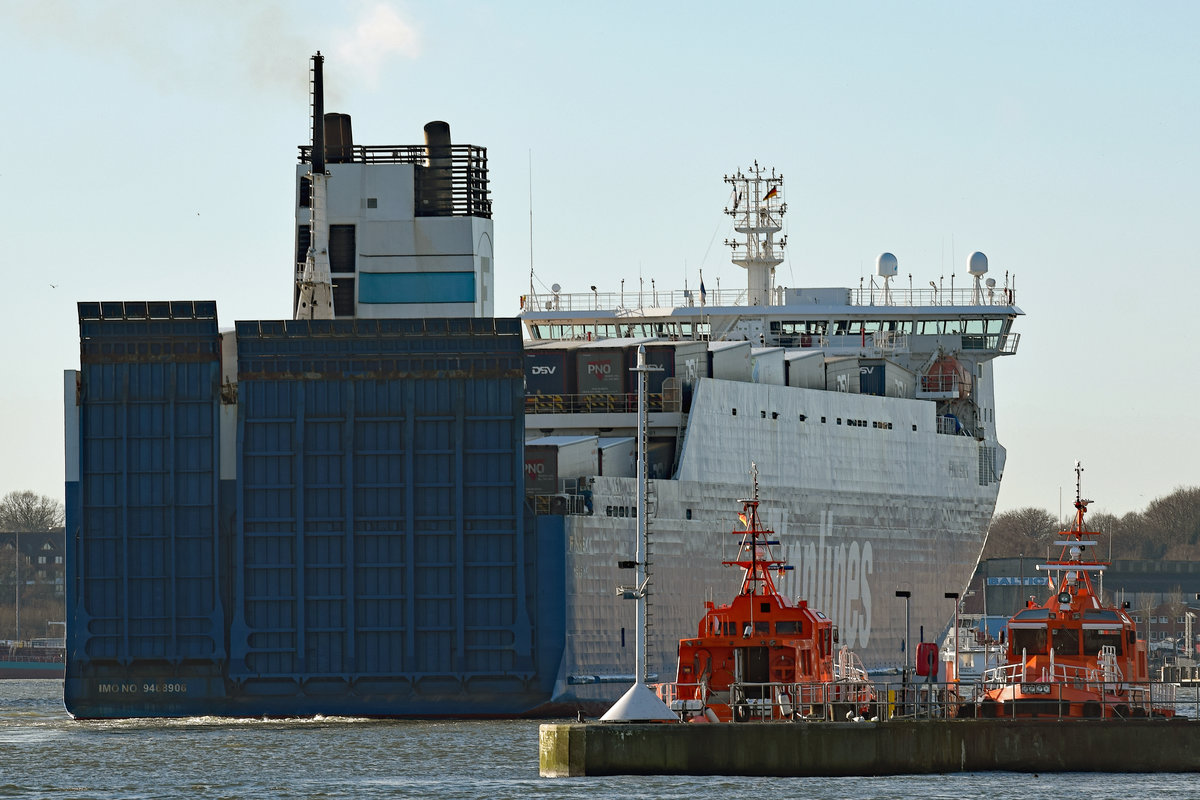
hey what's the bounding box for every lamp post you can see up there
[945,592,960,683]
[13,531,19,642]
[895,590,912,672]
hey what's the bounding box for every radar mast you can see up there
[724,162,787,307]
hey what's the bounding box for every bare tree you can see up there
[0,491,64,532]
[1135,591,1159,644]
[981,507,1058,560]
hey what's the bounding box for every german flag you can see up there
[764,186,779,201]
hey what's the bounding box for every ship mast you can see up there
[600,345,674,722]
[724,162,787,307]
[295,52,335,320]
[1038,461,1106,604]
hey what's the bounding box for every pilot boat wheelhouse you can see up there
[970,464,1174,718]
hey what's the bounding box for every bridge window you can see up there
[1052,627,1080,656]
[1083,628,1123,654]
[1011,627,1048,654]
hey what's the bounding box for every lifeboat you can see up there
[966,462,1175,719]
[919,354,972,398]
[655,464,873,722]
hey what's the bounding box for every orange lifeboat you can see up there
[655,464,873,722]
[967,462,1175,719]
[920,355,972,398]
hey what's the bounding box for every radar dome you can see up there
[876,252,898,278]
[968,251,988,277]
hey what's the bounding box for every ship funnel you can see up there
[421,121,453,216]
[324,113,354,163]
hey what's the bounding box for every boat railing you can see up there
[522,285,1018,313]
[727,680,876,722]
[834,646,870,684]
[968,679,1179,720]
[525,391,680,415]
[658,677,1190,722]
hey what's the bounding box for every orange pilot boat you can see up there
[968,462,1175,719]
[656,465,873,722]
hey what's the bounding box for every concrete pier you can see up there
[539,719,1200,777]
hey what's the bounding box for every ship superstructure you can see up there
[519,165,1021,707]
[292,56,493,320]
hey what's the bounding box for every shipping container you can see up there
[670,340,710,384]
[525,435,599,494]
[636,343,677,395]
[825,356,916,398]
[708,340,752,381]
[785,349,825,389]
[597,437,635,477]
[859,357,916,398]
[575,346,626,395]
[749,346,786,385]
[523,341,579,395]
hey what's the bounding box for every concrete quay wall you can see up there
[539,719,1200,777]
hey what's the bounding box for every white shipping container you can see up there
[708,341,752,381]
[785,350,825,389]
[750,347,786,385]
[525,435,599,493]
[597,437,636,477]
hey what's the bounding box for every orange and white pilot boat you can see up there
[656,464,873,722]
[969,462,1175,719]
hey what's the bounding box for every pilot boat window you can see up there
[1013,608,1055,620]
[1052,626,1081,656]
[1011,627,1048,654]
[1083,628,1123,654]
[754,622,769,635]
[775,620,801,635]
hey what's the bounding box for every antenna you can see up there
[723,163,786,307]
[295,52,334,320]
[528,150,534,284]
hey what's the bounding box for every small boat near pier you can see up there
[965,462,1175,718]
[654,465,872,722]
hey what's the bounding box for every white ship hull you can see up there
[548,377,1003,705]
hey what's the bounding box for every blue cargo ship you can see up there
[65,307,568,717]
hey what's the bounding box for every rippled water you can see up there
[1,680,1198,798]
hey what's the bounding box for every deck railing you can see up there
[523,284,1018,314]
[648,678,1193,722]
[525,392,681,415]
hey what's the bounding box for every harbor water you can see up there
[3,680,1199,798]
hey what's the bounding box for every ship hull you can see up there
[544,378,1001,707]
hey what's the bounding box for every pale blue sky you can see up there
[3,1,1197,518]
